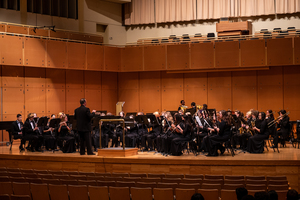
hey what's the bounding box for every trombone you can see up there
[268,112,290,128]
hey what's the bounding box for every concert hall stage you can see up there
[0,144,300,192]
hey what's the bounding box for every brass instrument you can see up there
[196,105,203,111]
[268,112,290,128]
[180,105,188,113]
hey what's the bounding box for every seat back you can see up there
[205,175,224,180]
[165,174,184,178]
[141,177,161,183]
[109,187,131,200]
[197,189,219,200]
[131,187,153,200]
[30,183,50,200]
[12,182,31,196]
[0,194,10,200]
[221,189,238,200]
[49,184,69,200]
[153,188,174,200]
[175,188,195,200]
[68,185,89,200]
[268,184,289,191]
[178,183,201,190]
[77,180,97,186]
[130,173,147,178]
[88,186,109,200]
[147,173,165,178]
[0,182,13,195]
[223,184,244,190]
[162,178,182,183]
[185,174,204,179]
[10,195,31,200]
[111,172,129,177]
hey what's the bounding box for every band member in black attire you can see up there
[206,110,231,156]
[146,112,161,151]
[178,100,186,111]
[57,114,76,153]
[164,113,183,155]
[74,98,96,155]
[23,113,44,152]
[125,115,139,147]
[191,102,197,113]
[42,114,57,151]
[247,112,269,153]
[272,110,290,148]
[11,114,25,151]
[195,110,209,152]
[266,110,275,137]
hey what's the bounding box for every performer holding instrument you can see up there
[271,110,290,148]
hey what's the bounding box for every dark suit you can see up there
[11,121,25,149]
[74,105,95,155]
[23,119,43,151]
[273,116,290,147]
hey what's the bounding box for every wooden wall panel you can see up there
[295,37,300,65]
[184,73,207,88]
[258,66,283,86]
[208,87,232,110]
[144,45,166,71]
[232,87,257,111]
[102,72,117,90]
[122,46,143,71]
[2,115,18,121]
[6,25,28,34]
[67,42,86,70]
[0,24,5,32]
[232,71,257,87]
[118,72,139,90]
[85,90,102,110]
[2,88,24,115]
[215,41,239,68]
[46,69,66,89]
[140,72,161,90]
[104,46,121,71]
[25,67,46,88]
[167,44,190,70]
[267,38,293,66]
[258,86,283,111]
[162,88,183,111]
[47,40,67,68]
[162,72,183,89]
[84,71,101,89]
[140,89,161,113]
[24,38,46,67]
[46,89,65,115]
[118,89,139,112]
[66,89,84,114]
[284,85,300,111]
[66,70,84,89]
[1,66,24,88]
[184,87,208,106]
[28,28,48,37]
[0,35,23,66]
[190,43,214,69]
[102,89,117,114]
[25,88,46,115]
[208,72,231,87]
[284,66,300,86]
[240,39,265,67]
[86,44,104,71]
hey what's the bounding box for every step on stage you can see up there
[0,144,299,192]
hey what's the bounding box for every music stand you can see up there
[126,112,137,117]
[49,118,61,128]
[146,114,159,126]
[37,117,49,127]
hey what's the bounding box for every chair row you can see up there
[0,182,290,200]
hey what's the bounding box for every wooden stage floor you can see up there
[0,144,300,191]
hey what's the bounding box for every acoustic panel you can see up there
[6,25,28,34]
[25,88,46,115]
[283,66,300,86]
[66,89,84,114]
[1,66,24,88]
[66,70,84,89]
[28,28,48,37]
[84,71,102,89]
[240,39,265,67]
[0,35,23,66]
[140,89,161,113]
[284,85,300,111]
[184,73,207,88]
[184,87,208,107]
[144,45,166,71]
[3,115,19,121]
[257,66,283,86]
[257,85,283,111]
[118,89,139,112]
[232,86,257,111]
[2,88,24,115]
[162,88,183,111]
[85,89,102,110]
[24,37,46,67]
[267,38,293,66]
[122,46,143,71]
[208,87,232,111]
[139,71,161,89]
[190,42,214,69]
[295,37,300,64]
[215,41,239,68]
[102,72,117,90]
[285,110,300,121]
[167,44,190,70]
[25,67,46,88]
[118,72,139,90]
[232,71,257,87]
[47,40,67,68]
[102,89,118,114]
[0,24,5,32]
[162,72,183,89]
[46,89,66,115]
[208,72,231,87]
[104,46,121,71]
[86,44,104,71]
[46,68,66,89]
[67,42,86,69]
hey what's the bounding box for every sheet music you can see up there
[195,116,203,127]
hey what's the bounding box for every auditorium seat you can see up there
[161,178,182,183]
[42,178,61,185]
[7,168,20,172]
[266,176,287,181]
[248,190,265,196]
[224,175,244,180]
[181,178,202,184]
[48,170,63,175]
[30,183,50,200]
[97,180,115,187]
[12,182,31,196]
[224,179,245,185]
[222,184,244,190]
[141,177,161,183]
[25,178,43,184]
[153,188,174,200]
[129,173,147,178]
[165,174,184,179]
[63,171,79,175]
[0,176,10,182]
[0,167,7,171]
[68,185,89,200]
[177,183,201,190]
[70,175,86,180]
[246,180,267,185]
[20,169,34,174]
[205,175,224,180]
[49,184,69,200]
[0,182,14,195]
[95,172,111,177]
[22,173,38,179]
[201,183,222,197]
[175,188,195,200]
[157,182,178,195]
[86,175,101,180]
[0,194,10,200]
[203,179,224,185]
[268,184,289,191]
[123,177,142,182]
[8,172,22,177]
[185,174,204,179]
[78,172,95,176]
[246,184,267,191]
[197,189,219,200]
[60,179,78,185]
[10,195,31,200]
[111,172,129,177]
[131,187,153,200]
[105,176,123,181]
[267,180,288,186]
[77,180,97,186]
[0,172,8,176]
[116,181,135,189]
[10,177,27,183]
[245,176,265,180]
[37,174,53,179]
[88,186,109,200]
[53,174,70,180]
[109,187,131,200]
[34,170,48,174]
[277,190,289,200]
[135,182,157,191]
[148,173,165,178]
[221,189,237,200]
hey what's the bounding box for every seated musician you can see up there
[266,110,275,137]
[231,110,243,149]
[145,111,161,151]
[199,112,216,153]
[11,114,25,151]
[23,113,44,152]
[247,112,269,153]
[57,114,76,153]
[240,110,256,150]
[125,115,139,147]
[195,110,209,152]
[156,111,168,153]
[159,112,174,154]
[272,110,290,148]
[191,102,197,113]
[112,111,125,147]
[42,114,57,151]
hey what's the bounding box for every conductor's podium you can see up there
[98,147,138,157]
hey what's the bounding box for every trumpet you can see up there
[268,112,290,128]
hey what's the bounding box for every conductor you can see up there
[74,98,96,155]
